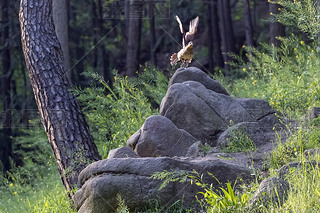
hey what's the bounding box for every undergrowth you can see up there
[72,64,168,158]
[222,129,256,153]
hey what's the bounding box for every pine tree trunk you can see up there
[243,0,254,46]
[125,0,143,77]
[269,3,285,47]
[19,0,101,198]
[53,0,71,79]
[0,0,13,172]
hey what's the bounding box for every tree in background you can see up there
[218,0,236,72]
[19,0,101,198]
[269,2,285,46]
[126,0,144,77]
[206,0,224,73]
[0,0,13,172]
[149,0,157,66]
[243,0,254,46]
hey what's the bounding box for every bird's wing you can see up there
[188,16,199,35]
[175,15,186,47]
[185,16,199,44]
[175,15,184,34]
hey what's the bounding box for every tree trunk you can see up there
[243,0,254,46]
[269,2,285,47]
[211,0,224,69]
[0,0,13,172]
[19,0,101,198]
[97,0,112,84]
[125,0,143,77]
[218,0,235,72]
[53,0,71,80]
[206,0,214,74]
[149,0,157,66]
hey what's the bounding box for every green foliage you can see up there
[199,181,249,213]
[222,129,256,153]
[270,123,320,168]
[224,34,320,118]
[223,1,320,118]
[271,0,320,41]
[152,170,250,212]
[0,161,75,213]
[198,142,212,155]
[116,194,130,213]
[276,162,320,212]
[0,119,75,213]
[73,65,168,158]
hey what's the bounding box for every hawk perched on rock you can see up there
[170,15,199,68]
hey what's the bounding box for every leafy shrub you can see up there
[73,65,168,158]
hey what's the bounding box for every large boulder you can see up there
[160,78,280,145]
[127,115,197,157]
[251,177,289,207]
[74,157,254,213]
[107,146,140,159]
[160,81,256,145]
[169,67,230,96]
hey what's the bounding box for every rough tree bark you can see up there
[0,0,13,172]
[53,0,71,79]
[269,2,285,47]
[125,0,143,77]
[19,0,101,198]
[243,0,254,46]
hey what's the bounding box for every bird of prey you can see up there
[170,15,199,68]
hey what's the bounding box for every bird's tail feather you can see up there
[170,53,179,65]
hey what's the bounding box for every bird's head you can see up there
[186,41,193,49]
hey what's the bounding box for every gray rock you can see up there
[237,98,281,131]
[217,122,268,149]
[127,129,141,150]
[127,115,197,157]
[306,107,320,120]
[160,81,256,145]
[74,157,254,213]
[107,147,140,159]
[170,67,230,96]
[186,141,212,157]
[160,79,281,146]
[251,177,289,207]
[304,148,320,158]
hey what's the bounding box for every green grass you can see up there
[222,129,256,153]
[0,163,75,213]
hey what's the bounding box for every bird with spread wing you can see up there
[170,15,199,68]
